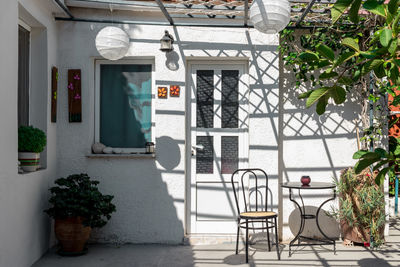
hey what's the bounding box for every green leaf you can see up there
[299,51,319,62]
[298,91,313,99]
[353,150,369,159]
[316,44,335,61]
[360,51,377,59]
[317,60,331,68]
[334,51,357,68]
[388,0,399,14]
[375,167,390,186]
[363,0,386,17]
[361,59,384,76]
[358,151,381,160]
[306,87,330,108]
[374,63,385,78]
[316,95,329,115]
[374,148,387,158]
[332,0,354,24]
[354,157,381,174]
[379,28,392,47]
[373,160,390,171]
[338,76,353,85]
[388,39,398,55]
[342,38,360,52]
[349,0,362,23]
[330,86,346,104]
[320,71,338,80]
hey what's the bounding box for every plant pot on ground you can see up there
[332,168,385,247]
[45,173,116,255]
[18,126,46,172]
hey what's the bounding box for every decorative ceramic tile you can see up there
[158,87,168,98]
[170,85,180,97]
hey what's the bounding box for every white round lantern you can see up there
[95,26,130,60]
[249,0,291,34]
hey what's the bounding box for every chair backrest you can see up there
[231,168,269,215]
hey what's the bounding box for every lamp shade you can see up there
[95,26,130,60]
[249,0,291,34]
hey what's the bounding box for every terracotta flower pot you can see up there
[55,217,91,254]
[340,221,369,244]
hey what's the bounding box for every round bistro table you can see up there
[281,182,336,256]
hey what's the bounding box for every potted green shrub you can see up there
[45,173,116,255]
[18,126,46,172]
[332,168,385,247]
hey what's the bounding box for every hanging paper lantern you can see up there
[95,26,130,60]
[249,0,291,34]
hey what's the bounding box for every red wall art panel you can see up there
[68,69,82,122]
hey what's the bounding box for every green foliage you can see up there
[44,174,116,228]
[18,126,46,153]
[332,168,385,247]
[279,0,400,185]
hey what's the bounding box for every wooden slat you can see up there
[51,67,58,123]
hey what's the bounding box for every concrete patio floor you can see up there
[33,219,400,267]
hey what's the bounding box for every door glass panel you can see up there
[196,136,214,174]
[221,136,238,174]
[221,70,239,128]
[196,70,214,128]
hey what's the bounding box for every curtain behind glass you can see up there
[100,64,152,148]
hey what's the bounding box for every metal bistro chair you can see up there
[231,168,280,263]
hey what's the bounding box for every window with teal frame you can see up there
[100,64,152,148]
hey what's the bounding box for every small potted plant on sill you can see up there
[45,173,116,255]
[18,126,46,172]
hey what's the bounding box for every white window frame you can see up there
[94,59,156,152]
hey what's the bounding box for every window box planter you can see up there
[18,126,46,172]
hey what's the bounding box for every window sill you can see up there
[86,153,156,159]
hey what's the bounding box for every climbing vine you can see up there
[279,0,400,185]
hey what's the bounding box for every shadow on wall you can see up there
[88,136,186,246]
[288,205,340,239]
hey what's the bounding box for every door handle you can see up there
[191,145,204,156]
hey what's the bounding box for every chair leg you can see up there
[266,218,271,251]
[235,218,240,254]
[246,220,249,263]
[274,217,280,260]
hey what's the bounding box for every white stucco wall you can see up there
[0,0,59,266]
[56,8,280,243]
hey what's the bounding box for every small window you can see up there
[18,24,30,127]
[95,61,154,151]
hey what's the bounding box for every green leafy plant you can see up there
[18,126,46,153]
[279,0,400,184]
[331,168,385,247]
[45,174,116,228]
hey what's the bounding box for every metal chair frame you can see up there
[231,168,280,263]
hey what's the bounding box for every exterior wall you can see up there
[279,32,362,240]
[56,9,280,243]
[0,0,59,266]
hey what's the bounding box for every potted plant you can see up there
[18,126,46,172]
[45,173,116,255]
[332,168,385,247]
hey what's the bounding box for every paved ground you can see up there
[33,220,400,267]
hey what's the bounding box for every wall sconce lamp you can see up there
[160,30,174,53]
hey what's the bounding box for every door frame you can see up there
[185,58,250,235]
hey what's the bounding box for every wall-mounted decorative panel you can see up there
[68,69,82,122]
[51,67,58,123]
[170,85,180,97]
[158,87,168,98]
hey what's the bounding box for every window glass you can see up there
[196,70,214,128]
[18,25,30,127]
[221,70,239,128]
[100,64,152,148]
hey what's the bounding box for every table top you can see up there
[281,182,336,189]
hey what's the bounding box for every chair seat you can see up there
[240,211,277,219]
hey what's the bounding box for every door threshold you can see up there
[184,234,238,245]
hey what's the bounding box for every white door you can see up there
[188,63,249,234]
